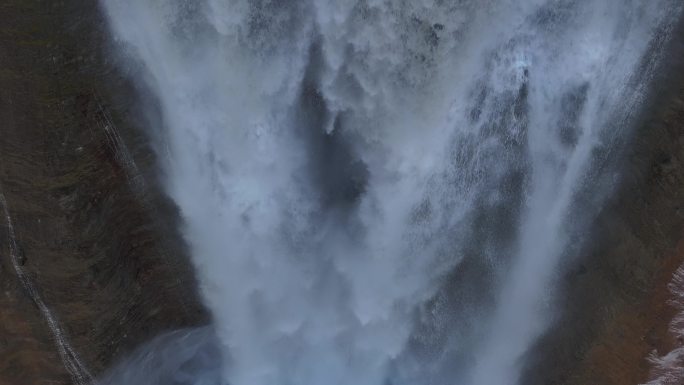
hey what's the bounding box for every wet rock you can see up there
[16,248,26,267]
[522,16,684,385]
[0,1,209,384]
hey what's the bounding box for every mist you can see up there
[100,1,683,384]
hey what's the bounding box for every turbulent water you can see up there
[101,1,682,385]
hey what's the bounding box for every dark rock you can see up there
[521,14,684,385]
[0,1,208,384]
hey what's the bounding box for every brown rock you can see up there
[0,1,208,383]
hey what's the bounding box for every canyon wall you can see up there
[0,2,683,384]
[0,1,207,384]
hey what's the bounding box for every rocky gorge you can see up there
[0,1,683,385]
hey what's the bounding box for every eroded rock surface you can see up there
[0,1,207,383]
[522,18,684,385]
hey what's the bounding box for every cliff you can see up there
[0,1,207,384]
[523,17,684,385]
[1,1,684,385]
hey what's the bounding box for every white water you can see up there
[102,1,682,384]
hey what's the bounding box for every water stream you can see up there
[101,1,682,384]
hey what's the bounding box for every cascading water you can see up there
[100,1,682,384]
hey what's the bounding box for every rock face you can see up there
[1,2,684,385]
[522,17,684,385]
[0,1,207,384]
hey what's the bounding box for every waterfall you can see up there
[101,1,682,384]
